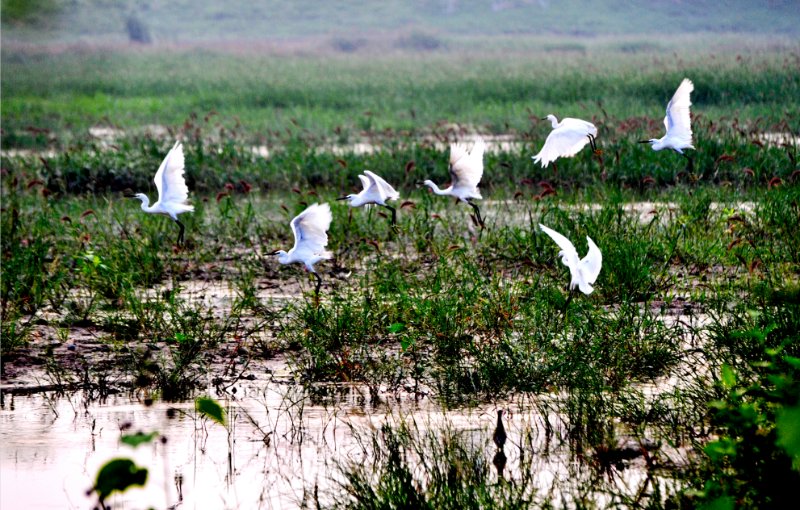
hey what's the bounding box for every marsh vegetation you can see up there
[2,9,800,507]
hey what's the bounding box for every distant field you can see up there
[3,0,799,43]
[3,41,799,148]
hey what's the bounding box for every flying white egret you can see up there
[270,202,333,296]
[422,137,486,227]
[639,78,695,167]
[533,115,599,168]
[126,141,194,245]
[337,170,401,226]
[539,224,602,295]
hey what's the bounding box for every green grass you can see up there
[2,32,800,507]
[3,139,799,504]
[3,47,799,148]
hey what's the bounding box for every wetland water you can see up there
[0,382,685,509]
[0,200,753,508]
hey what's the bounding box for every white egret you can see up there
[126,141,194,245]
[533,115,599,168]
[337,170,400,226]
[639,78,695,167]
[539,224,602,295]
[422,137,486,227]
[270,202,333,296]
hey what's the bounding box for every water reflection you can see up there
[1,384,684,509]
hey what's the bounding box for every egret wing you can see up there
[290,203,332,254]
[450,137,485,188]
[154,141,190,204]
[580,236,603,284]
[562,118,598,138]
[449,142,469,167]
[533,128,592,167]
[539,224,578,259]
[363,170,399,201]
[664,78,693,144]
[357,174,371,192]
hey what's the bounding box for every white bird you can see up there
[539,224,602,295]
[270,203,333,296]
[337,170,400,226]
[422,137,486,227]
[126,141,194,245]
[533,115,599,168]
[639,78,695,165]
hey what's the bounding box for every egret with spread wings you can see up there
[337,170,400,226]
[533,115,599,168]
[422,137,486,227]
[539,224,602,295]
[126,141,194,246]
[270,203,333,296]
[639,78,695,167]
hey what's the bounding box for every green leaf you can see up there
[196,397,226,426]
[400,336,414,351]
[388,322,405,334]
[708,399,728,410]
[720,364,736,389]
[776,404,800,468]
[705,438,737,461]
[700,496,735,510]
[94,458,148,501]
[784,356,800,370]
[121,431,159,448]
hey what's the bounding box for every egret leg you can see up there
[562,288,574,321]
[468,200,485,228]
[383,205,397,227]
[587,134,597,152]
[590,134,603,156]
[313,272,323,298]
[175,220,186,246]
[681,153,694,173]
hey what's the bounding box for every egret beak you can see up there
[336,196,349,201]
[540,117,548,121]
[268,249,280,255]
[637,140,651,144]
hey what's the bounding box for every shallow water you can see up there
[0,383,683,509]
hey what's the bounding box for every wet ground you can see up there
[1,381,689,509]
[0,198,739,508]
[0,291,705,509]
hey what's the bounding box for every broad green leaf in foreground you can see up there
[121,431,159,448]
[196,396,226,426]
[94,458,148,502]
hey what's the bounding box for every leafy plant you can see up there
[682,325,800,509]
